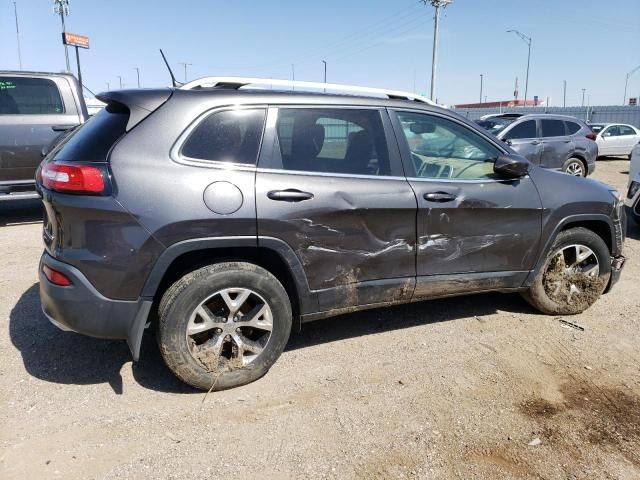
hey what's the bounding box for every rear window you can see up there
[181,109,266,165]
[540,119,566,137]
[565,121,581,135]
[53,102,129,162]
[0,77,64,115]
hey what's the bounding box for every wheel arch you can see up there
[524,214,615,287]
[142,236,316,321]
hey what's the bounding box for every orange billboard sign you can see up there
[62,32,90,49]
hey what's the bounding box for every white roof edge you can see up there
[180,76,438,106]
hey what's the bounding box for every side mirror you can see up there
[494,154,529,178]
[603,132,611,137]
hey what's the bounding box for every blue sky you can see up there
[1,0,638,105]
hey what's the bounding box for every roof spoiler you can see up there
[95,89,172,131]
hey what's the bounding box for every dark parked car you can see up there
[475,114,598,177]
[0,71,88,200]
[37,78,626,391]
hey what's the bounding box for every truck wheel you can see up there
[522,228,611,315]
[562,158,586,177]
[158,262,292,391]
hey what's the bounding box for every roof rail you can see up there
[180,76,437,105]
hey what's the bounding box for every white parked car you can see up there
[589,123,640,158]
[625,142,640,224]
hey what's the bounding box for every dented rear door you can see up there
[390,109,542,298]
[256,106,417,313]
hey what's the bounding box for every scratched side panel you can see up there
[256,172,417,309]
[408,176,543,296]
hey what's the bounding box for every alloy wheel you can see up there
[186,287,273,371]
[543,244,600,304]
[566,161,584,176]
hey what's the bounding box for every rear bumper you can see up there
[39,252,151,360]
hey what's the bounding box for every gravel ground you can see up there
[1,159,639,479]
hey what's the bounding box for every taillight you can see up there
[41,162,106,194]
[586,133,597,141]
[42,264,72,286]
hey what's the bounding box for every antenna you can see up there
[159,49,183,88]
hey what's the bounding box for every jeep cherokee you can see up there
[36,78,626,391]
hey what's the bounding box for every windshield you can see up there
[474,117,516,135]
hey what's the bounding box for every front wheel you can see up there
[158,262,292,391]
[562,157,586,177]
[522,228,611,315]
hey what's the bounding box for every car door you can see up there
[389,109,542,298]
[598,125,621,156]
[0,75,80,184]
[539,118,574,170]
[618,125,639,155]
[499,119,542,165]
[256,106,417,313]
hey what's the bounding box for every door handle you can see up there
[51,125,78,132]
[267,189,314,202]
[530,140,541,145]
[423,191,456,202]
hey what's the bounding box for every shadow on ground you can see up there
[0,199,43,226]
[10,282,536,394]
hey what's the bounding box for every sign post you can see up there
[62,32,90,90]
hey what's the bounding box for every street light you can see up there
[507,29,531,106]
[623,65,640,105]
[53,0,71,72]
[117,75,123,89]
[133,67,140,88]
[423,0,453,102]
[479,74,483,104]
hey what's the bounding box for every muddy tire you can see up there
[562,158,586,177]
[157,262,292,391]
[522,227,611,315]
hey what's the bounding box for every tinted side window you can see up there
[396,111,501,180]
[619,125,635,135]
[275,108,390,176]
[604,126,620,137]
[504,120,536,140]
[182,109,266,165]
[540,119,566,137]
[565,121,581,135]
[53,102,129,162]
[0,77,64,115]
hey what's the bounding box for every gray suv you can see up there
[476,114,598,176]
[1,71,88,200]
[37,79,625,391]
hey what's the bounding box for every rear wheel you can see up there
[522,228,611,315]
[158,262,292,391]
[562,157,586,177]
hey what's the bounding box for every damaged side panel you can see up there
[255,171,418,311]
[408,177,543,297]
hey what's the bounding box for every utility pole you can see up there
[623,65,640,105]
[322,60,327,83]
[563,80,567,107]
[581,88,586,107]
[133,67,140,88]
[106,82,110,91]
[118,75,123,89]
[479,74,483,104]
[507,29,531,106]
[423,0,453,102]
[53,0,71,72]
[178,62,192,83]
[13,2,23,70]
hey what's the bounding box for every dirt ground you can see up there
[1,159,639,480]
